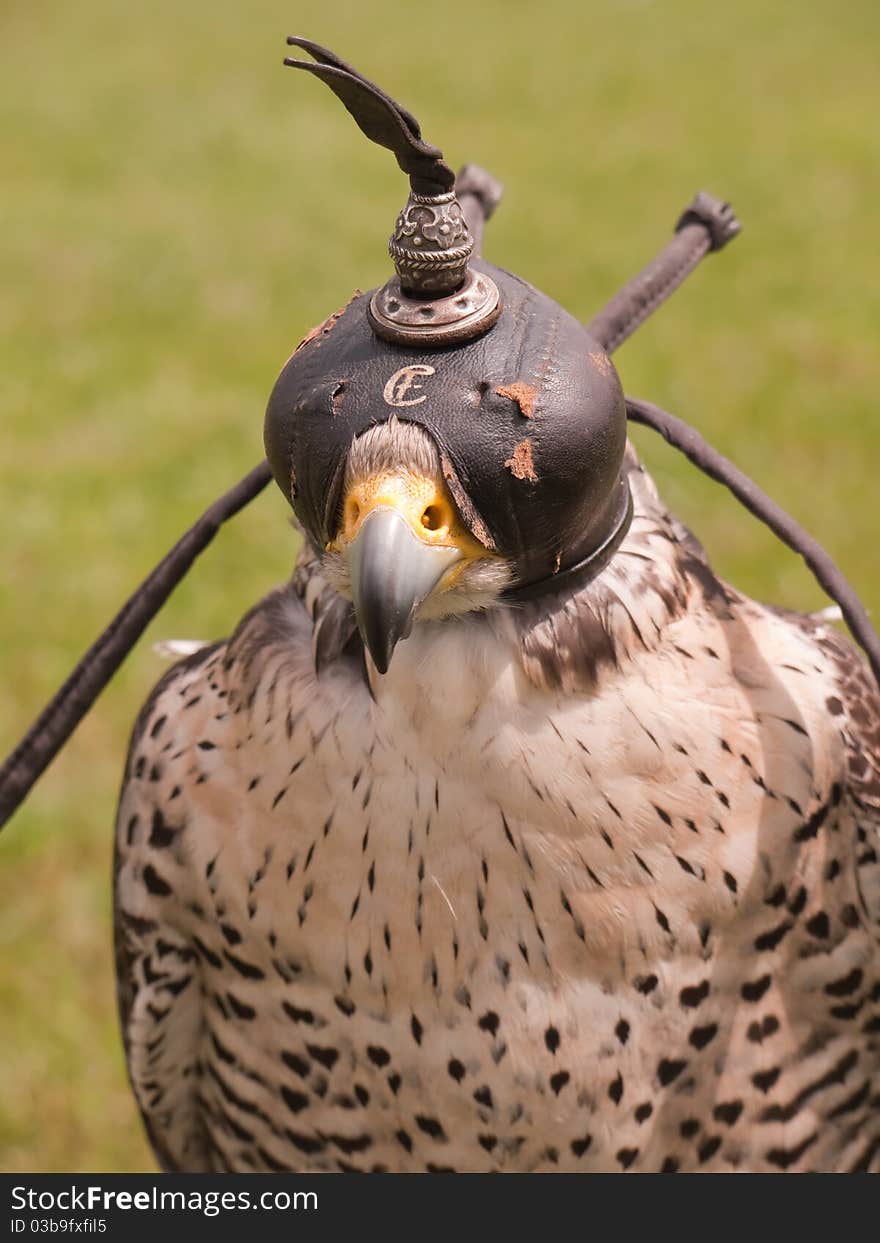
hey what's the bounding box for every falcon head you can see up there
[264,41,631,672]
[264,263,631,673]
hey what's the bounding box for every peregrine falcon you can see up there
[5,37,877,1174]
[106,36,880,1178]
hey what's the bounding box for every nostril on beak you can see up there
[421,504,445,531]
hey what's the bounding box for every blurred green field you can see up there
[1,0,878,1172]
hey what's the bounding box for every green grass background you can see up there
[1,0,878,1172]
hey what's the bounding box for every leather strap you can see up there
[0,462,272,829]
[588,192,740,353]
[627,396,880,690]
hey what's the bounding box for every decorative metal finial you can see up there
[389,189,472,296]
[284,37,501,346]
[370,185,501,347]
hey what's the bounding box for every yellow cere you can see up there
[331,469,490,577]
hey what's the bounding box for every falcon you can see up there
[12,39,880,1173]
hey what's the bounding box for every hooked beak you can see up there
[347,508,461,673]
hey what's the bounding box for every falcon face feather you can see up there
[323,419,511,670]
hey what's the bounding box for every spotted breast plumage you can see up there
[114,432,880,1174]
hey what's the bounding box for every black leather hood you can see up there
[264,259,630,591]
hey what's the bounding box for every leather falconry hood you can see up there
[265,270,630,598]
[2,35,879,832]
[266,39,631,598]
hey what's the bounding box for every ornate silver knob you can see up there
[389,190,474,297]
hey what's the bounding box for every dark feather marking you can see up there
[142,865,173,897]
[148,809,176,848]
[223,951,265,981]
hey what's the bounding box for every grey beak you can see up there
[346,508,461,673]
